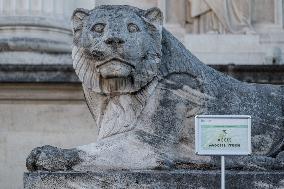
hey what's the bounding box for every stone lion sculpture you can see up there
[26,5,284,172]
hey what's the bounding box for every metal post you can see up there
[221,156,225,189]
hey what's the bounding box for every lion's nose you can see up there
[104,37,125,46]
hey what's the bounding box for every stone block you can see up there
[184,34,284,65]
[24,170,284,189]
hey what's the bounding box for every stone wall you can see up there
[0,83,97,189]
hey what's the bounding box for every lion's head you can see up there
[71,5,163,94]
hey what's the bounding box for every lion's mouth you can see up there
[96,57,135,69]
[96,58,134,79]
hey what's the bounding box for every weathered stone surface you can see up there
[26,145,82,172]
[26,5,284,173]
[24,170,284,189]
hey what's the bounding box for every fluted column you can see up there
[0,0,95,64]
[94,0,158,9]
[161,0,186,42]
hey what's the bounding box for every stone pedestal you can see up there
[24,170,284,189]
[185,33,284,65]
[164,0,284,65]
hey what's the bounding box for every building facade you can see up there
[0,1,283,188]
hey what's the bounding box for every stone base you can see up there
[24,170,284,189]
[185,34,284,65]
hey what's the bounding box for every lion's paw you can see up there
[26,145,81,172]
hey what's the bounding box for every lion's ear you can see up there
[143,7,163,29]
[71,8,89,44]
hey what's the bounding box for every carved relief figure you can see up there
[187,0,254,34]
[26,5,283,172]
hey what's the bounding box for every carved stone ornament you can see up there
[26,5,284,172]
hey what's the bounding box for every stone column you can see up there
[0,0,95,65]
[162,0,187,42]
[94,0,158,9]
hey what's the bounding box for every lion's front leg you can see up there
[26,145,83,172]
[26,131,173,172]
[73,131,173,171]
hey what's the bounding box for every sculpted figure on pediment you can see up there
[187,0,255,34]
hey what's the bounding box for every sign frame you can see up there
[195,115,251,156]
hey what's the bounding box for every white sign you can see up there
[195,115,251,155]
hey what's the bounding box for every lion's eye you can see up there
[127,23,140,33]
[92,23,105,33]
